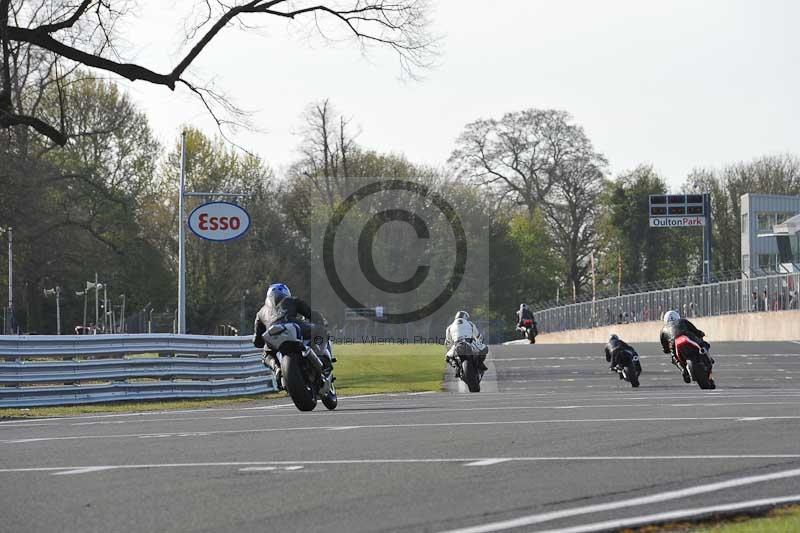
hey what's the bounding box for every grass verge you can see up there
[0,343,445,418]
[638,504,800,532]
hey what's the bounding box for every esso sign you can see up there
[188,202,251,242]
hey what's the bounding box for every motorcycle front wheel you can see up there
[283,353,318,411]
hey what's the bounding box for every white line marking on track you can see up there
[239,466,304,472]
[5,415,800,444]
[438,467,800,533]
[51,466,116,476]
[464,459,511,467]
[3,455,800,475]
[536,494,800,533]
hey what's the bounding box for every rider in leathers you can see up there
[253,283,332,389]
[516,303,537,335]
[445,311,489,373]
[659,310,709,383]
[604,334,640,372]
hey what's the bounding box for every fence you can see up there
[536,272,800,334]
[0,334,276,408]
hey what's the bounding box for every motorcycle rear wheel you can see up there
[687,358,712,390]
[626,362,640,388]
[461,358,481,393]
[322,381,338,410]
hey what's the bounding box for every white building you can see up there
[740,193,800,274]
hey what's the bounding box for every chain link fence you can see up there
[535,272,800,334]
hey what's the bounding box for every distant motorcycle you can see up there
[612,349,641,388]
[448,339,483,393]
[518,319,537,344]
[673,335,716,390]
[263,322,337,411]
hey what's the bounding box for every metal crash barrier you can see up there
[0,334,276,408]
[535,272,800,334]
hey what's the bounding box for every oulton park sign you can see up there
[649,216,706,227]
[648,194,707,228]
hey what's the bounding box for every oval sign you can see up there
[188,201,251,242]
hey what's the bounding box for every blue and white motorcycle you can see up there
[263,322,337,411]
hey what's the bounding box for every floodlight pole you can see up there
[178,131,187,334]
[702,193,712,284]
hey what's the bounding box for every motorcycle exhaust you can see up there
[302,347,324,371]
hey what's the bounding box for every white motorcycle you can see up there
[263,322,337,411]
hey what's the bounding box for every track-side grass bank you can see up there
[0,343,445,418]
[641,504,800,532]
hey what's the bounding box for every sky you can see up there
[117,0,800,188]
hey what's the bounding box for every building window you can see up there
[758,254,778,272]
[757,213,775,233]
[741,214,748,234]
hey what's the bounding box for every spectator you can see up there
[751,291,758,311]
[763,290,769,311]
[790,290,798,310]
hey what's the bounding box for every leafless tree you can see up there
[450,108,607,295]
[290,98,360,208]
[1,0,436,145]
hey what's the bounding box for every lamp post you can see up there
[178,130,187,334]
[43,286,62,334]
[1,227,12,334]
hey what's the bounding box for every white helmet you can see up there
[455,310,470,320]
[663,310,680,324]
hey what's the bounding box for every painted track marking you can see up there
[3,455,800,475]
[5,415,800,444]
[536,494,800,533]
[438,466,800,533]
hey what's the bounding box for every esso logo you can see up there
[188,202,251,242]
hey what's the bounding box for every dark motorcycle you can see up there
[673,335,716,390]
[263,322,337,411]
[518,319,537,344]
[612,349,641,388]
[448,340,482,393]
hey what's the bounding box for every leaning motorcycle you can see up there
[518,319,537,344]
[263,322,337,411]
[673,335,716,390]
[448,339,482,393]
[612,349,641,388]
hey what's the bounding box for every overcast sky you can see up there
[119,0,800,188]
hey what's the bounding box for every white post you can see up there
[94,273,99,334]
[178,130,187,334]
[120,294,126,333]
[103,284,108,333]
[56,286,61,335]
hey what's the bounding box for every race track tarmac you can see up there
[2,341,800,532]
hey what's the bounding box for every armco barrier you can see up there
[0,334,276,408]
